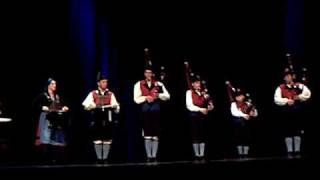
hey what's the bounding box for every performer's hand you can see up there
[287,99,295,106]
[249,110,255,117]
[293,96,300,101]
[146,96,154,103]
[200,108,208,115]
[62,106,69,112]
[87,104,96,110]
[244,115,250,120]
[111,105,118,109]
[153,93,159,99]
[42,106,49,112]
[208,104,214,111]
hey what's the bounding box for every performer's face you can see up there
[192,81,201,90]
[284,74,293,84]
[98,80,108,90]
[144,70,153,80]
[48,80,57,92]
[235,94,245,102]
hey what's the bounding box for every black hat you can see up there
[144,61,154,72]
[44,77,56,92]
[46,77,55,86]
[283,67,294,77]
[96,72,108,82]
[190,74,201,83]
[234,88,245,97]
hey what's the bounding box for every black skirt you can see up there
[90,109,114,141]
[279,105,305,137]
[188,112,206,143]
[142,111,161,137]
[232,117,251,145]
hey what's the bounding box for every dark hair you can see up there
[144,67,153,72]
[44,78,56,92]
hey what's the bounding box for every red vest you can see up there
[236,102,249,114]
[140,80,159,98]
[191,90,206,108]
[280,84,300,99]
[92,90,112,106]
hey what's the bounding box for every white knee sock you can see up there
[199,143,205,157]
[102,144,111,160]
[145,139,152,158]
[285,137,293,153]
[151,140,159,158]
[94,144,103,160]
[294,136,301,153]
[237,145,243,155]
[243,146,249,155]
[193,143,200,157]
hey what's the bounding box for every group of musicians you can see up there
[1,52,310,164]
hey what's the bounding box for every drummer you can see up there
[82,72,120,163]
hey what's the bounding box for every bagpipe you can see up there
[284,53,309,93]
[244,93,256,115]
[225,81,236,103]
[184,61,214,109]
[144,48,167,94]
[225,80,256,115]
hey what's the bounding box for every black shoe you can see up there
[146,158,152,163]
[50,159,57,165]
[193,159,200,164]
[152,158,158,164]
[193,157,201,163]
[146,158,157,165]
[243,155,249,159]
[96,159,105,164]
[294,152,301,158]
[287,152,294,158]
[153,158,158,163]
[199,157,206,163]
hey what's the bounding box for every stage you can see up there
[0,156,311,177]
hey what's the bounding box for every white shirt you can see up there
[133,80,170,104]
[231,102,258,118]
[82,90,120,113]
[274,83,311,106]
[186,90,202,112]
